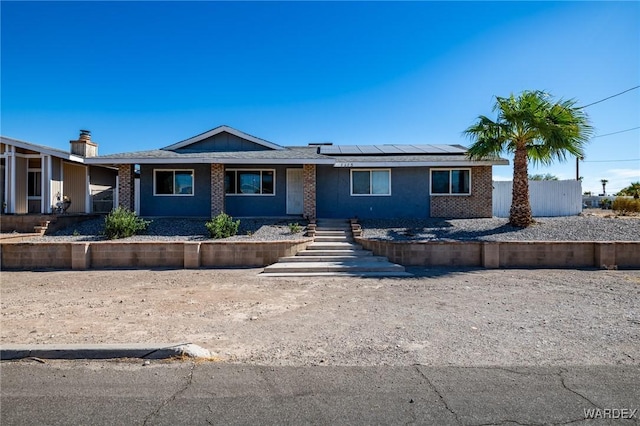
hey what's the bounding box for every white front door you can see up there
[286,168,304,215]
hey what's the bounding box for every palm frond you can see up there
[463,115,510,159]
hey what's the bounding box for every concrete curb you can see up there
[0,343,213,360]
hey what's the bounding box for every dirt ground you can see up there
[1,268,639,367]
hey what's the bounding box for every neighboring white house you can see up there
[0,131,117,215]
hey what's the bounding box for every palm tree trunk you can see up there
[509,142,533,227]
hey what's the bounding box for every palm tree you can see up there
[600,179,608,196]
[617,181,640,198]
[464,90,592,227]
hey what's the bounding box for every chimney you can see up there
[70,129,98,157]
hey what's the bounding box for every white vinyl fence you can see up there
[493,180,582,217]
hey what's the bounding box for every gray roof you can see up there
[86,146,507,166]
[86,146,335,165]
[3,130,509,168]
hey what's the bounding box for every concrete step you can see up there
[263,261,406,274]
[313,236,352,243]
[279,255,388,263]
[315,220,351,231]
[296,249,373,257]
[261,271,414,278]
[262,218,411,277]
[316,219,349,225]
[306,242,363,250]
[314,230,348,236]
[315,225,352,231]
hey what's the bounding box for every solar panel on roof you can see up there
[319,144,467,155]
[357,145,383,154]
[318,146,341,154]
[378,145,405,154]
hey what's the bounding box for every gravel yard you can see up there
[361,212,640,242]
[30,210,640,242]
[34,217,309,242]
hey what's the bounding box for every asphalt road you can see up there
[2,360,639,425]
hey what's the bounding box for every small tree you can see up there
[601,179,609,196]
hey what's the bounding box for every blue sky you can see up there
[2,1,638,195]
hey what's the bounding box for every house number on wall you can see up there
[336,163,353,167]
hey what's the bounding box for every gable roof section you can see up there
[1,136,84,163]
[162,125,285,151]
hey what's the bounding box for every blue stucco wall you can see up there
[140,164,211,217]
[224,165,294,217]
[175,132,270,153]
[316,166,431,219]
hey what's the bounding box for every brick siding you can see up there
[303,164,317,219]
[210,163,225,216]
[117,164,134,210]
[430,166,493,218]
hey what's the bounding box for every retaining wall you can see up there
[0,214,100,233]
[2,238,638,270]
[356,239,640,269]
[1,239,312,270]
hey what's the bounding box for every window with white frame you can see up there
[225,169,275,195]
[154,169,194,196]
[430,169,471,195]
[350,169,391,196]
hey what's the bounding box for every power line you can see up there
[583,158,640,163]
[593,126,640,138]
[578,85,640,109]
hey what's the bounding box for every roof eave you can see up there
[333,160,509,168]
[1,136,84,163]
[85,157,335,165]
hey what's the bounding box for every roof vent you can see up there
[308,142,333,146]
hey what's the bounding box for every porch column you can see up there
[117,164,134,210]
[210,163,225,216]
[40,154,50,213]
[8,145,16,214]
[303,164,316,220]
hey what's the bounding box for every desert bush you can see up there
[205,212,240,239]
[288,222,302,234]
[103,206,151,239]
[612,197,640,215]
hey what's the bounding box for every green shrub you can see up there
[205,213,240,239]
[288,222,302,234]
[103,206,151,239]
[612,197,640,215]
